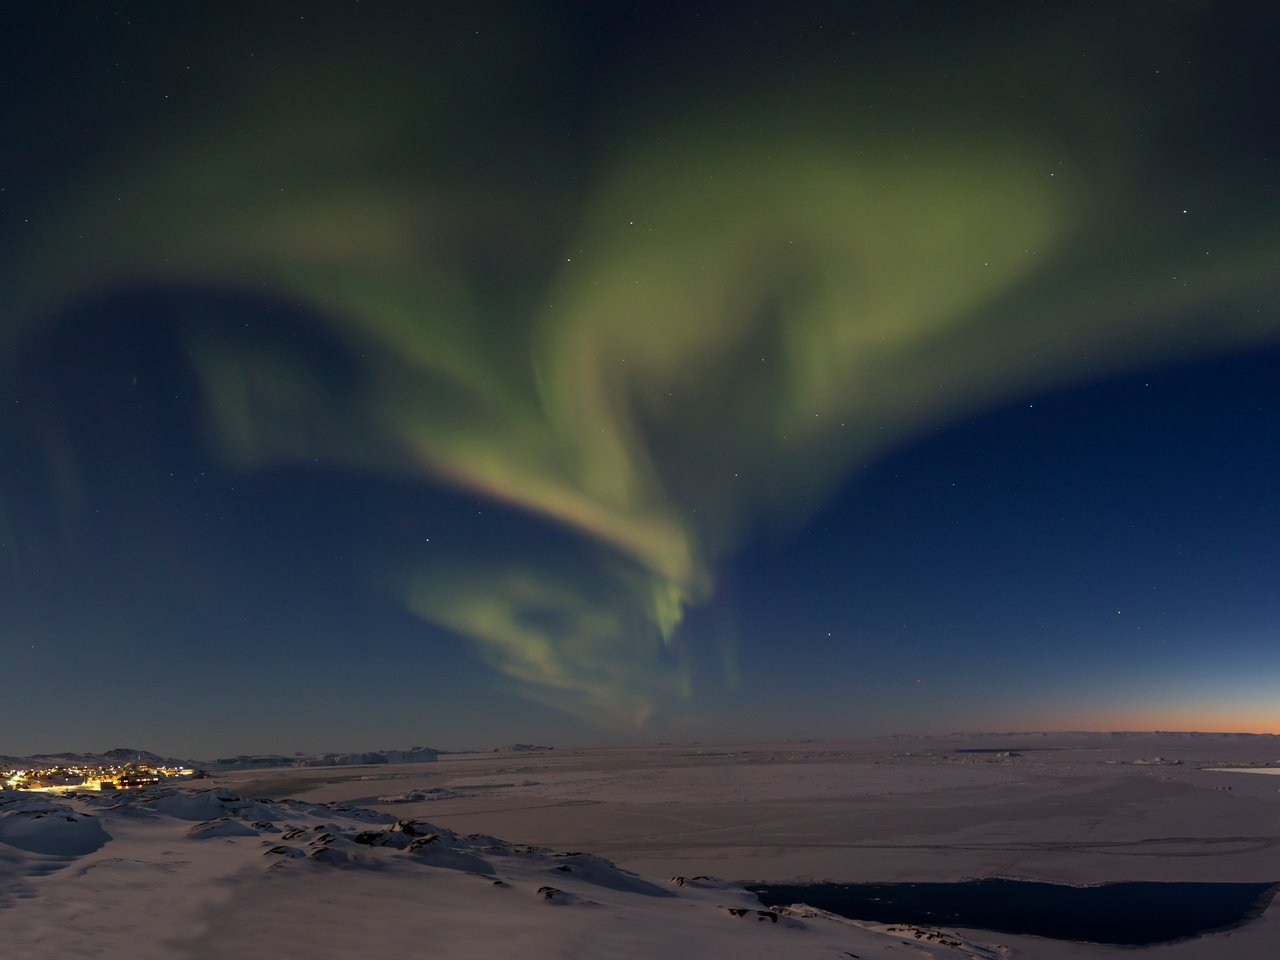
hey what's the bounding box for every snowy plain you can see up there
[4,735,1278,958]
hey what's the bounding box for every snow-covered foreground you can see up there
[210,735,1280,958]
[2,786,1012,959]
[6,736,1279,958]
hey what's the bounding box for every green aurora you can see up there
[5,4,1278,726]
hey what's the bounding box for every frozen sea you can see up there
[4,734,1278,958]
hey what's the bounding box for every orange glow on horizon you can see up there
[1030,706,1280,737]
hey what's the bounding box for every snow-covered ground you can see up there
[2,785,1013,959]
[4,736,1278,957]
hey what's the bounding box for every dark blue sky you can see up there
[717,344,1280,738]
[2,2,1277,756]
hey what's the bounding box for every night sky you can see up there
[3,2,1278,757]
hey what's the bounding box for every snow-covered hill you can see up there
[4,747,194,770]
[0,786,1009,959]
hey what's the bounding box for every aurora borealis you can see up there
[2,3,1278,754]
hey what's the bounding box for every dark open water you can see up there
[745,879,1279,945]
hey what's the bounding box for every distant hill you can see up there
[289,746,441,768]
[1,747,194,770]
[2,744,450,773]
[212,746,441,770]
